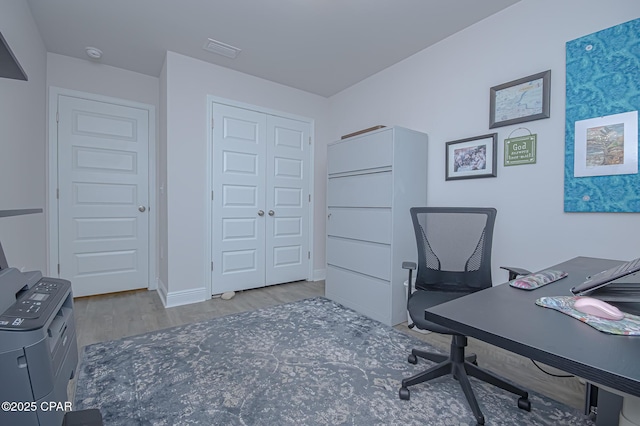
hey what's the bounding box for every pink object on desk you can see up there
[573,297,624,321]
[508,270,567,290]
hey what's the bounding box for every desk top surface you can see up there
[425,256,640,398]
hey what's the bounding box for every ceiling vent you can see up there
[203,38,241,59]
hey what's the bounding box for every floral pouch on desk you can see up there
[509,270,568,290]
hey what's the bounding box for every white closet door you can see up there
[57,95,150,297]
[211,103,311,294]
[265,115,310,285]
[212,104,266,293]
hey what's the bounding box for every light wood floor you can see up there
[71,281,585,411]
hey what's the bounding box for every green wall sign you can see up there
[504,134,537,166]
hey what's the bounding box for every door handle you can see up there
[258,210,265,216]
[268,210,275,216]
[138,206,146,212]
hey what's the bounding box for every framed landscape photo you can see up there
[573,111,638,177]
[445,133,497,181]
[490,70,551,128]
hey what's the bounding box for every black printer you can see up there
[0,266,78,426]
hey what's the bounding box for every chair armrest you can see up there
[402,261,416,270]
[500,266,532,281]
[402,261,417,321]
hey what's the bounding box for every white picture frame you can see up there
[574,111,638,177]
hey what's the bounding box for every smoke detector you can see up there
[203,38,241,59]
[85,46,103,60]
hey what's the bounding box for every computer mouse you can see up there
[573,297,624,321]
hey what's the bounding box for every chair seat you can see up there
[408,289,473,334]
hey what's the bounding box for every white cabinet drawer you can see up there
[326,236,390,280]
[327,207,391,244]
[325,266,390,324]
[327,130,392,175]
[327,172,392,207]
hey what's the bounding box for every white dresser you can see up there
[326,126,428,326]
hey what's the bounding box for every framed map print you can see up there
[489,70,551,128]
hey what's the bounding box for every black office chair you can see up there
[398,207,531,425]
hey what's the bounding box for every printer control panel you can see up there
[0,278,71,331]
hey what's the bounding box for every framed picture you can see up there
[573,111,638,177]
[445,133,497,181]
[489,70,551,128]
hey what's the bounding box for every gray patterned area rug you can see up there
[74,297,593,425]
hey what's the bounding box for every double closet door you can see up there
[211,103,310,294]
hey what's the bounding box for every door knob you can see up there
[268,210,275,216]
[138,206,146,212]
[258,210,265,216]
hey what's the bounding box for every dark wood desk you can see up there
[424,257,640,403]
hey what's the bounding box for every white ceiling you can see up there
[26,0,520,97]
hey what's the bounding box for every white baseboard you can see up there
[165,286,208,308]
[313,268,326,281]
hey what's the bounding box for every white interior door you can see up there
[57,95,150,297]
[265,115,310,285]
[211,103,310,294]
[212,104,267,293]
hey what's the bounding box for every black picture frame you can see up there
[489,70,550,128]
[445,133,498,181]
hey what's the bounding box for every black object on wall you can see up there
[0,32,28,81]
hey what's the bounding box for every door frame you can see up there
[47,87,157,290]
[206,96,315,296]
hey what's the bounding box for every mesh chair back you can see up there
[410,207,496,292]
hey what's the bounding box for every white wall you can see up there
[164,52,330,303]
[158,57,169,298]
[46,53,160,108]
[328,0,640,281]
[0,0,47,271]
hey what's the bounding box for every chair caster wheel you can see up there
[475,415,485,425]
[408,354,418,364]
[517,397,531,412]
[399,387,410,400]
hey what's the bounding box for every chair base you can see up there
[399,335,531,425]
